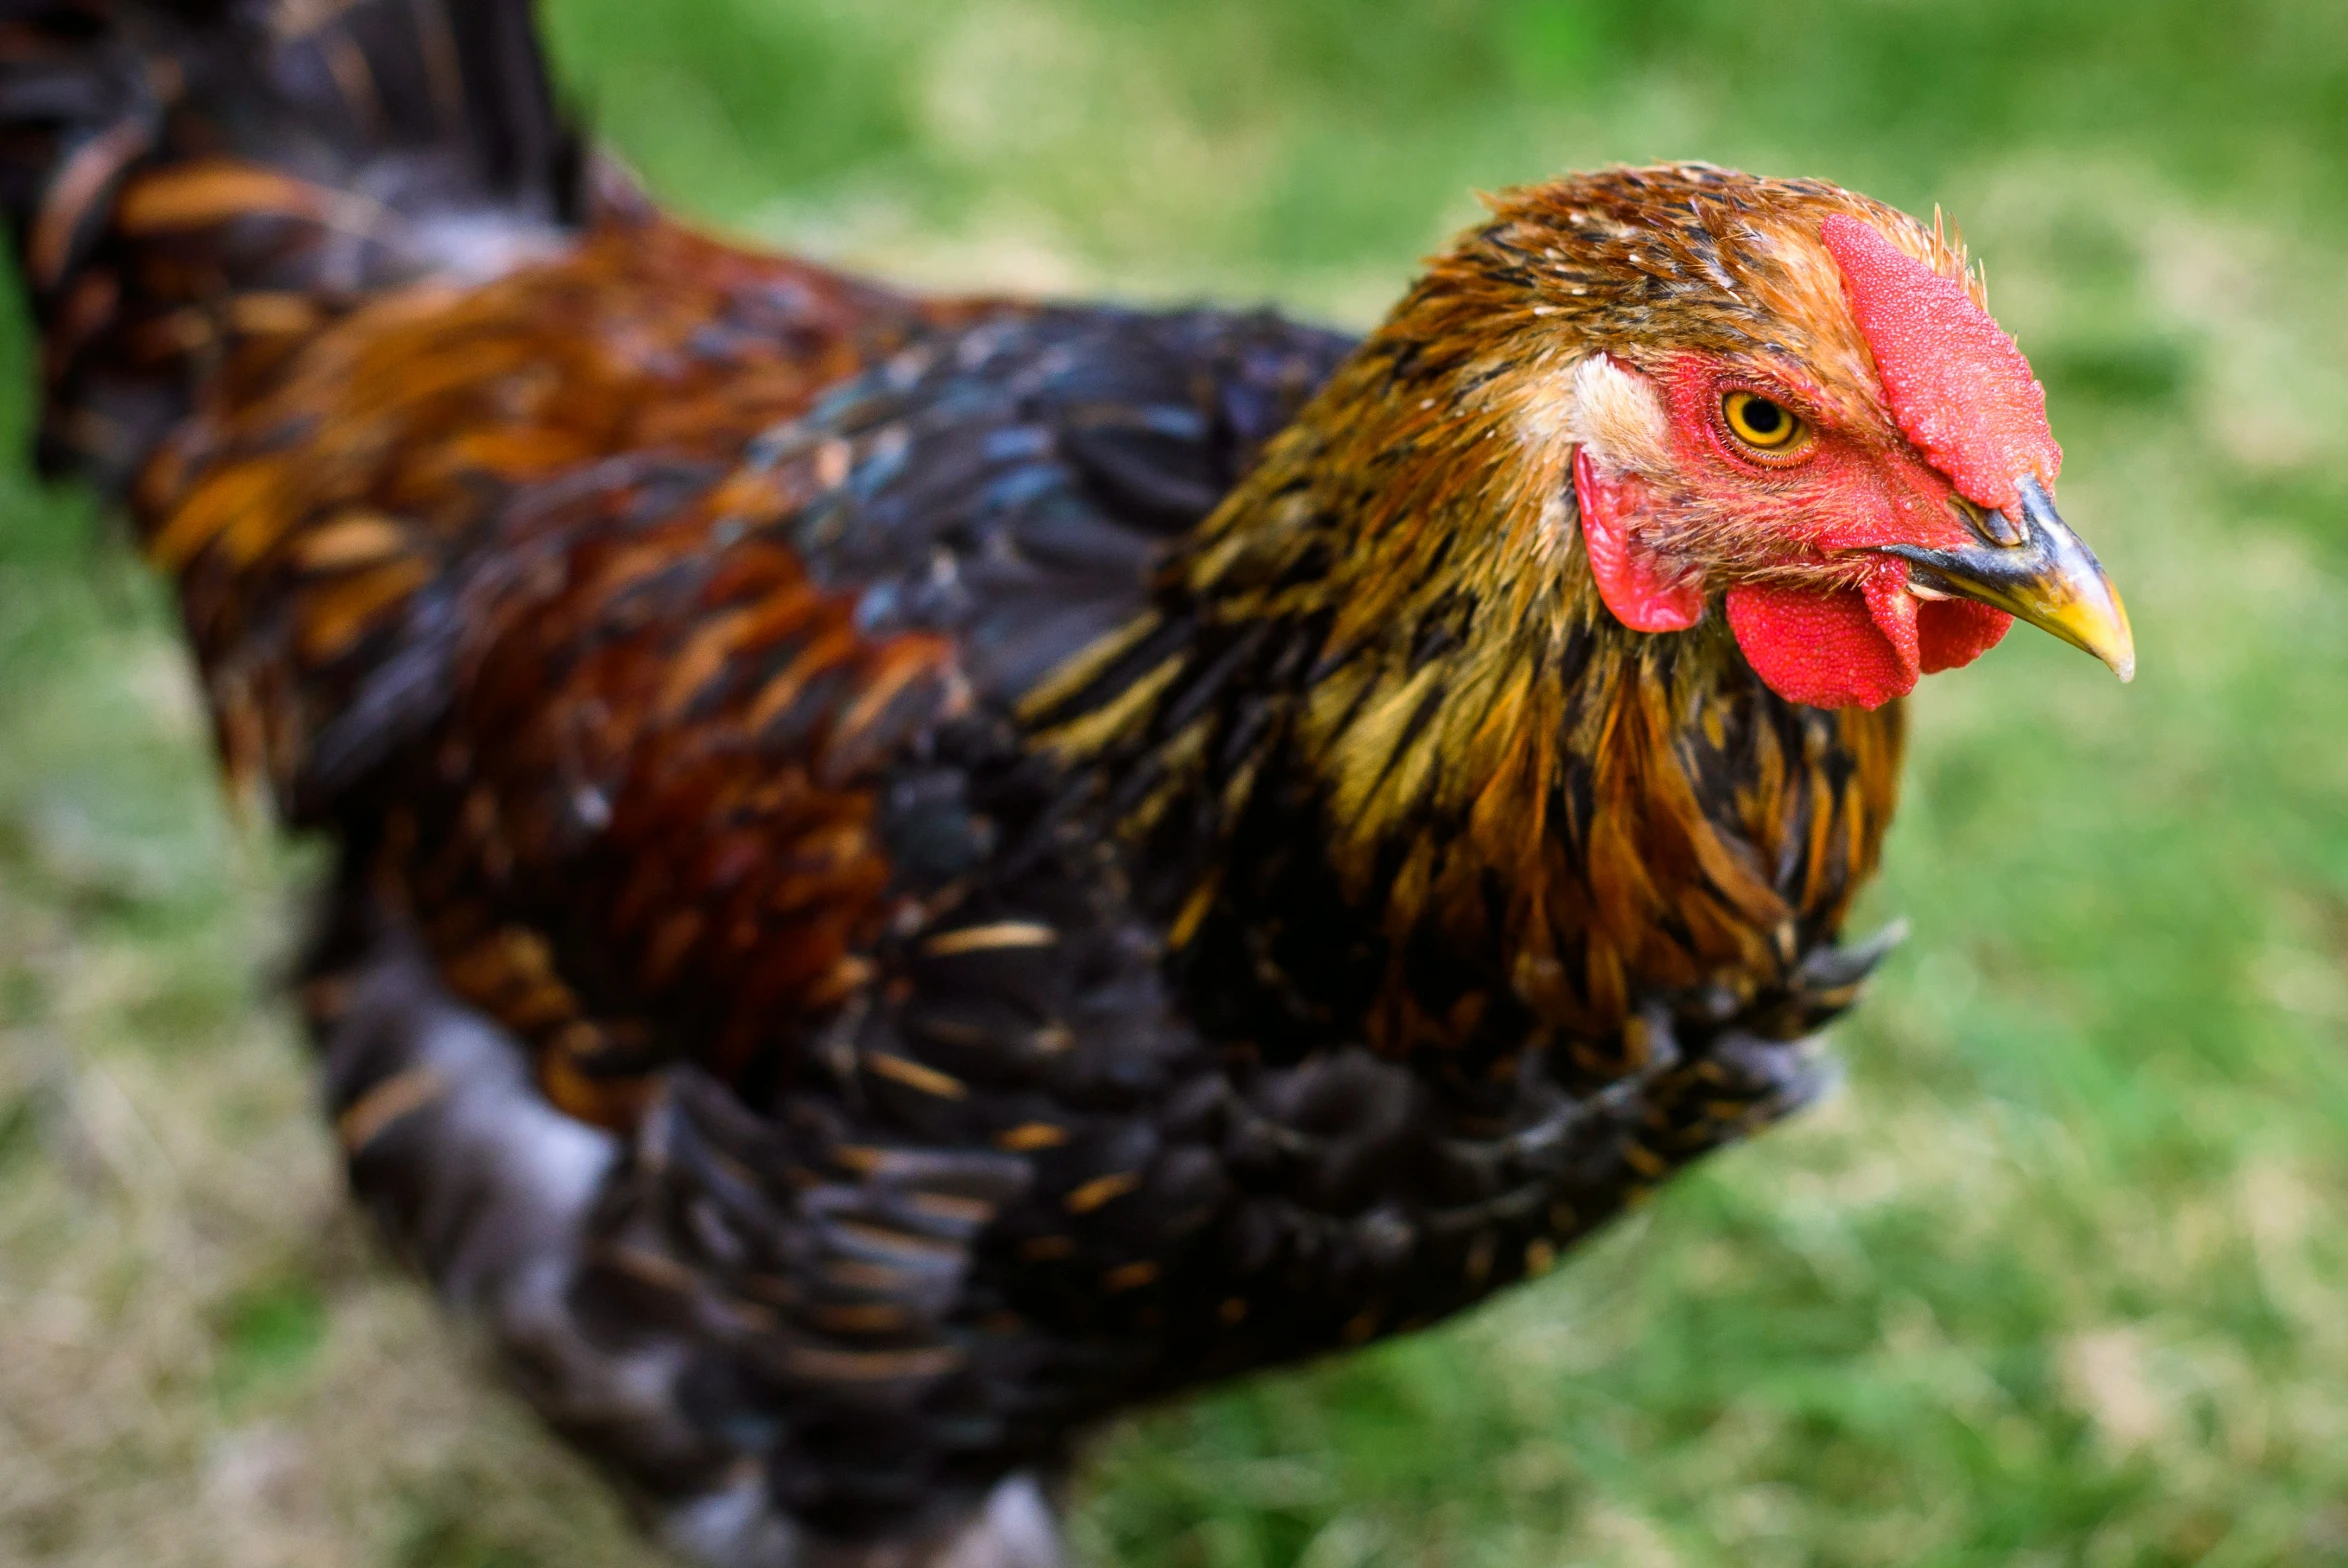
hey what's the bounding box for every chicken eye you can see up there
[1722,390,1808,453]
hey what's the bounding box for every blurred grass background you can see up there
[4,1,2348,1564]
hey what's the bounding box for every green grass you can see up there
[3,1,2346,1563]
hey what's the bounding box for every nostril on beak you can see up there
[1949,494,2026,548]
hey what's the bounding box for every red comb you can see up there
[1819,213,2060,513]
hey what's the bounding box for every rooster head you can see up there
[1415,164,2133,711]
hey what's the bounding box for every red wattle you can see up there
[1918,598,2012,672]
[1574,447,1702,633]
[1860,568,1921,677]
[1725,560,2014,710]
[1725,581,1911,711]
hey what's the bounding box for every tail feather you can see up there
[0,0,582,488]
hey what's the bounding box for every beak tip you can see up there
[2094,600,2135,684]
[2078,621,2134,683]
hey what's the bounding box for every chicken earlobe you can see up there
[1573,445,1703,632]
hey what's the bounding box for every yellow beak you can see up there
[1881,476,2135,681]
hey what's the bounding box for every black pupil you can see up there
[1742,397,1784,435]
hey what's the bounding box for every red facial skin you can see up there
[1576,352,2012,710]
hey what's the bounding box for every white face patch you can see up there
[1496,351,1673,571]
[1563,353,1671,477]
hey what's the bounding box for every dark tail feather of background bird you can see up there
[0,0,582,494]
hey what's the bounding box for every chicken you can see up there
[0,2,2134,1564]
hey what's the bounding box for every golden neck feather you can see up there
[1024,269,1903,1056]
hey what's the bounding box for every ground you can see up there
[3,1,2347,1564]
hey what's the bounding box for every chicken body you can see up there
[0,3,2125,1564]
[194,208,1859,1564]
